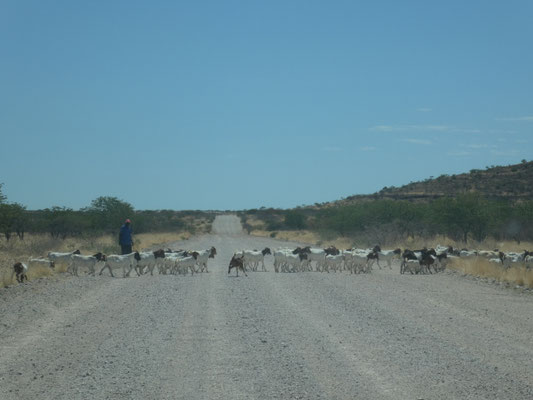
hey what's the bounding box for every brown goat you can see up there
[13,262,28,283]
[228,254,247,277]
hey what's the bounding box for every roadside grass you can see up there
[247,217,533,252]
[0,231,192,288]
[449,257,533,288]
[133,231,191,251]
[251,229,323,245]
[248,229,454,251]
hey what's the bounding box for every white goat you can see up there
[273,249,299,273]
[99,252,141,278]
[240,248,271,272]
[28,258,55,270]
[351,249,372,273]
[137,249,166,276]
[376,249,402,269]
[47,250,81,268]
[306,248,327,271]
[194,247,217,273]
[70,253,106,276]
[173,252,198,275]
[325,253,344,273]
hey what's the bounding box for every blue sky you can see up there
[1,1,532,211]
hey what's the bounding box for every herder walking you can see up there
[119,219,134,255]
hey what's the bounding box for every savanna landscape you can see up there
[1,162,533,399]
[3,2,533,398]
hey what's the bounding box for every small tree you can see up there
[43,207,80,239]
[86,196,135,232]
[284,211,306,230]
[0,203,26,241]
[431,193,489,243]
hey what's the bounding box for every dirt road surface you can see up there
[1,215,532,399]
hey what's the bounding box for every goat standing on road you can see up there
[228,254,247,277]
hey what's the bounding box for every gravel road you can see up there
[1,215,532,399]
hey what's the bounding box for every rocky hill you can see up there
[332,159,533,205]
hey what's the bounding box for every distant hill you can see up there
[331,159,533,205]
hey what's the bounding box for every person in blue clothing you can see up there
[119,219,134,255]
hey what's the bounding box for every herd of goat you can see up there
[11,243,533,282]
[12,247,217,283]
[229,245,448,276]
[229,245,533,276]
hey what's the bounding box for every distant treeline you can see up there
[0,185,215,240]
[240,193,533,245]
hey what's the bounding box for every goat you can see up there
[291,247,314,272]
[401,249,421,274]
[525,255,533,270]
[99,252,141,278]
[70,253,106,276]
[273,249,289,273]
[276,249,308,273]
[228,254,247,277]
[324,246,340,256]
[194,247,217,273]
[434,253,448,271]
[47,250,81,268]
[351,250,373,273]
[325,253,344,273]
[401,259,421,274]
[28,258,55,270]
[366,251,380,269]
[173,252,199,275]
[419,253,436,274]
[459,249,478,259]
[297,247,326,271]
[375,248,402,269]
[240,248,271,272]
[478,250,500,259]
[137,249,166,275]
[159,250,188,274]
[12,262,28,283]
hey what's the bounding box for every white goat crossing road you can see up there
[0,215,532,400]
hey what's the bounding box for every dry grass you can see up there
[391,236,533,254]
[252,229,320,244]
[250,227,533,253]
[0,231,192,288]
[242,216,263,227]
[449,257,533,288]
[133,232,191,250]
[250,229,358,250]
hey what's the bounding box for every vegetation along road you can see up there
[0,215,531,399]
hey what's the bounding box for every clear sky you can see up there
[1,1,532,211]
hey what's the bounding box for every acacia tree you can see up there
[42,207,83,239]
[0,203,27,241]
[431,193,490,243]
[0,185,27,240]
[284,211,306,230]
[86,196,134,232]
